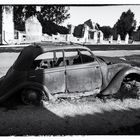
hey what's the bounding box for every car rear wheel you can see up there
[21,89,48,105]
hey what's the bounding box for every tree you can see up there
[73,24,84,38]
[137,25,140,31]
[14,5,27,31]
[38,6,70,24]
[99,26,113,39]
[84,19,93,29]
[96,23,100,30]
[14,5,70,33]
[113,9,136,40]
[42,21,69,35]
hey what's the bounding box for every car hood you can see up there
[97,56,130,65]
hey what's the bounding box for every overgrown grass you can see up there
[1,96,140,135]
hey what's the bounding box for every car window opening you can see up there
[31,51,64,70]
[80,50,95,64]
[31,58,64,70]
[31,49,95,70]
[64,49,95,66]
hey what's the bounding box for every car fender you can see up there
[100,66,140,96]
[0,81,55,104]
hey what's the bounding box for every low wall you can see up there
[0,42,140,52]
[84,44,140,51]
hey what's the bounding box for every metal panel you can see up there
[66,62,102,93]
[29,67,65,94]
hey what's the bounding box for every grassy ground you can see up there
[1,98,140,135]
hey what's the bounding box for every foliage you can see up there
[84,19,93,29]
[73,24,84,38]
[37,6,70,24]
[42,21,69,35]
[96,23,100,30]
[99,26,113,39]
[113,9,136,40]
[14,6,26,31]
[137,26,140,31]
[13,5,70,34]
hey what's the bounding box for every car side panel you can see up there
[0,69,27,101]
[107,63,130,83]
[101,66,140,96]
[28,67,65,94]
[99,62,131,90]
[66,62,102,93]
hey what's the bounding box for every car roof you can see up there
[13,42,91,71]
[33,42,90,52]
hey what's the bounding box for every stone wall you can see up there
[2,6,14,44]
[25,16,42,43]
[133,30,140,41]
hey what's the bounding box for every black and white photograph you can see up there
[0,2,140,137]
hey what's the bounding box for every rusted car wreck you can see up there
[0,43,140,105]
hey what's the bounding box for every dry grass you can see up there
[1,97,140,135]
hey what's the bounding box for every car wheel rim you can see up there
[120,80,140,99]
[21,89,41,105]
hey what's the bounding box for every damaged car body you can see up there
[0,43,140,105]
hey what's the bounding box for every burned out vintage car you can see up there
[0,43,140,105]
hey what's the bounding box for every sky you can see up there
[63,5,140,28]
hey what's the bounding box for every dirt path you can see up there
[94,50,140,57]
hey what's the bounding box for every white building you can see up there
[0,6,14,44]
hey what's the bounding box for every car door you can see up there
[65,49,102,93]
[28,50,66,94]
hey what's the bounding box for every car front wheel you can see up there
[118,80,140,100]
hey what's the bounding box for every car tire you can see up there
[119,80,140,100]
[21,88,48,105]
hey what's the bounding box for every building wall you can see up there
[133,30,140,41]
[0,6,2,44]
[2,6,14,44]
